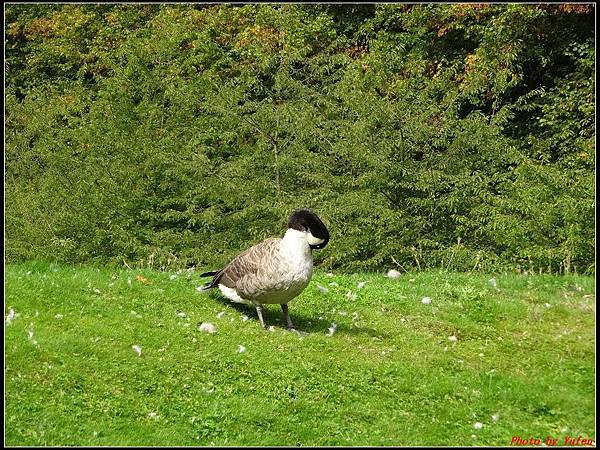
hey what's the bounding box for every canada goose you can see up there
[199,209,330,330]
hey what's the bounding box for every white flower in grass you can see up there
[473,422,483,430]
[448,335,458,344]
[237,344,246,353]
[176,311,187,319]
[169,274,178,281]
[421,297,432,305]
[316,284,329,294]
[544,303,552,308]
[387,269,401,279]
[147,412,159,420]
[93,288,101,294]
[132,345,142,357]
[326,272,334,277]
[198,323,217,334]
[216,311,225,319]
[241,315,249,322]
[268,326,276,332]
[326,323,337,337]
[346,291,357,301]
[357,281,366,289]
[54,313,63,320]
[491,413,499,423]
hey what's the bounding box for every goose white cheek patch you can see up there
[307,232,325,246]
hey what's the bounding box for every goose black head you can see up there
[287,208,330,250]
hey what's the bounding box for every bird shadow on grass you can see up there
[201,291,389,339]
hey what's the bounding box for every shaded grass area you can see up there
[4,262,595,446]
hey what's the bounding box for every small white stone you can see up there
[176,311,187,318]
[544,303,552,308]
[387,269,401,279]
[93,288,101,294]
[473,422,483,430]
[147,412,159,419]
[198,323,217,334]
[421,297,432,305]
[132,345,142,357]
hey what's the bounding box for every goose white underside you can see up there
[218,284,254,306]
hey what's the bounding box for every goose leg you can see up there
[281,304,295,330]
[254,303,267,329]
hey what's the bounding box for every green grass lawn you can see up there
[4,261,596,446]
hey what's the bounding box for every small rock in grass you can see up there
[176,311,187,319]
[132,345,142,357]
[387,269,401,279]
[473,422,483,430]
[421,297,432,305]
[93,288,101,294]
[198,322,217,334]
[544,303,552,308]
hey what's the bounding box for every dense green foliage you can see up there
[5,4,595,273]
[5,262,596,445]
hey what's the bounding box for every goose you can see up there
[199,208,330,331]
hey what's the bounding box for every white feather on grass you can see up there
[6,308,16,325]
[387,269,401,279]
[326,323,337,337]
[316,283,329,294]
[198,323,217,334]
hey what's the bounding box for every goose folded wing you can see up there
[214,238,281,294]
